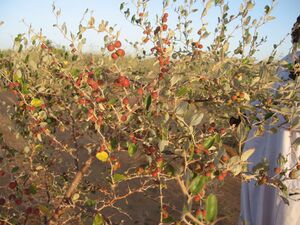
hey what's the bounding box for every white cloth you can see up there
[239,127,300,225]
[239,52,300,225]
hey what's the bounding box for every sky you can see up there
[0,0,299,60]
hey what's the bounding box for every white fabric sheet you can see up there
[239,52,300,225]
[239,127,300,225]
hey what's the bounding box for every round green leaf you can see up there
[206,194,218,222]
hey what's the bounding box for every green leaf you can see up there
[11,166,19,173]
[190,113,204,126]
[170,74,182,86]
[145,94,152,111]
[93,214,104,225]
[206,194,218,222]
[175,101,188,115]
[120,2,125,11]
[162,216,175,223]
[214,133,221,144]
[128,143,137,157]
[85,199,97,207]
[29,184,37,195]
[202,0,213,17]
[264,112,274,120]
[241,148,255,161]
[176,87,189,97]
[30,98,44,107]
[189,175,208,195]
[108,98,118,105]
[108,138,118,151]
[204,136,215,149]
[113,173,126,182]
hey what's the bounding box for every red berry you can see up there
[194,148,201,154]
[194,195,201,202]
[274,167,282,174]
[107,44,115,52]
[116,49,125,57]
[221,155,229,162]
[152,170,159,178]
[121,115,127,122]
[41,43,47,49]
[218,174,225,181]
[0,170,5,177]
[151,91,158,100]
[162,24,168,31]
[122,97,129,105]
[121,78,130,88]
[208,127,215,133]
[96,97,107,103]
[208,162,215,170]
[24,188,30,195]
[114,40,122,48]
[220,128,226,135]
[231,95,238,101]
[195,209,201,217]
[111,52,118,60]
[15,198,22,205]
[9,181,17,189]
[205,171,212,177]
[202,210,207,217]
[137,88,144,95]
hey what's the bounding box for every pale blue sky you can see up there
[0,0,299,59]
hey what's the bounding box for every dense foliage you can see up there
[0,0,299,224]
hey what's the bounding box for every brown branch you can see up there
[48,155,95,224]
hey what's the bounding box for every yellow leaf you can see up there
[96,151,109,162]
[31,98,44,107]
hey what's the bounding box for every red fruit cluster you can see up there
[87,109,103,126]
[108,40,125,60]
[217,171,228,181]
[8,82,20,90]
[144,146,157,155]
[192,42,203,49]
[95,97,107,103]
[114,75,130,88]
[130,133,137,144]
[162,13,168,23]
[76,71,102,91]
